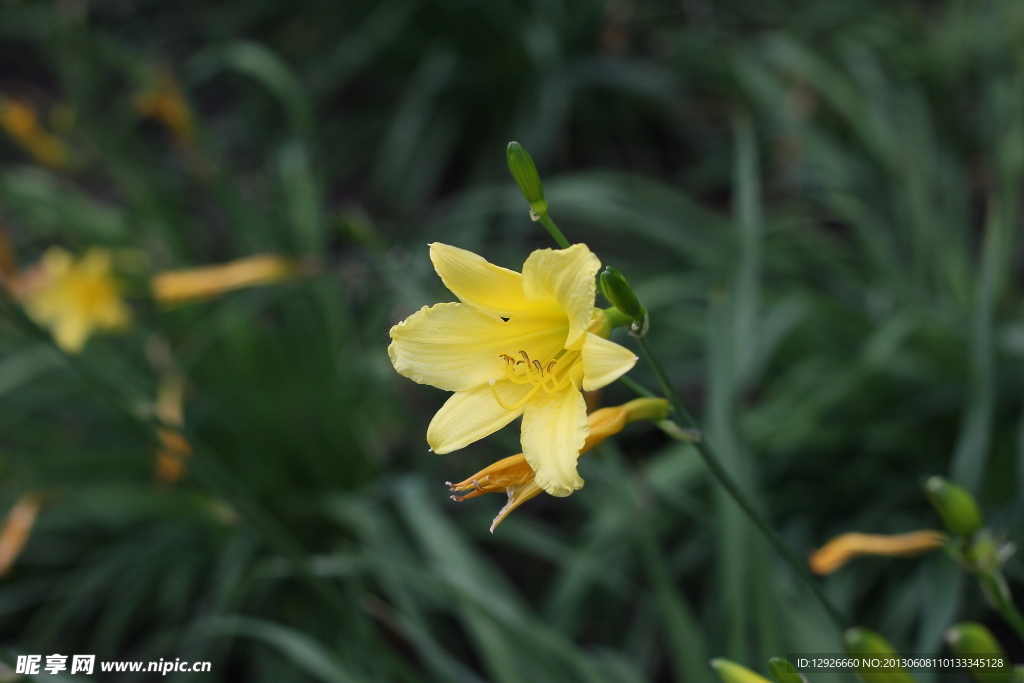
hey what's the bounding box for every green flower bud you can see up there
[768,658,804,683]
[506,141,548,217]
[925,476,984,539]
[710,658,773,683]
[945,623,1013,683]
[844,628,918,683]
[600,266,646,323]
[963,532,1002,572]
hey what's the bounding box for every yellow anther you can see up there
[493,349,583,406]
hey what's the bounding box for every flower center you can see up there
[489,349,582,410]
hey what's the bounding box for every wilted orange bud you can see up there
[151,254,300,305]
[450,397,669,531]
[0,97,76,170]
[133,70,194,147]
[156,428,192,484]
[154,372,191,484]
[0,494,42,576]
[810,530,946,575]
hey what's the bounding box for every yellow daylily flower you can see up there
[12,247,130,353]
[809,530,947,575]
[450,397,669,531]
[151,254,299,305]
[389,243,638,497]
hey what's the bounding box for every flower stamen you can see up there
[491,349,584,409]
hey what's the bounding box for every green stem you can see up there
[997,603,1024,644]
[538,213,571,249]
[633,335,850,631]
[981,572,1024,644]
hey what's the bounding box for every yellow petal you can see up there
[80,248,113,274]
[580,332,638,391]
[521,387,588,496]
[427,381,534,453]
[429,243,539,315]
[95,297,131,330]
[521,244,600,349]
[52,313,90,353]
[389,303,567,392]
[41,247,72,275]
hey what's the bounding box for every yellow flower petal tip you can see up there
[448,398,668,531]
[12,247,131,353]
[710,658,774,683]
[389,243,638,496]
[0,493,42,576]
[809,530,947,575]
[151,254,302,305]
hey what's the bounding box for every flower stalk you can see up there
[924,476,1024,643]
[505,141,571,248]
[634,333,849,630]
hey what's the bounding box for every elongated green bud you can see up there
[600,266,646,323]
[710,658,773,683]
[925,476,984,539]
[844,628,918,683]
[767,658,803,683]
[945,623,1013,683]
[506,142,548,217]
[622,397,670,423]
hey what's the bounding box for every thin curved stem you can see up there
[538,213,571,249]
[632,335,850,631]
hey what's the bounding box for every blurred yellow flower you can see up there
[0,97,76,170]
[13,248,130,353]
[809,530,946,575]
[151,254,298,305]
[133,70,194,147]
[389,243,638,497]
[449,397,668,531]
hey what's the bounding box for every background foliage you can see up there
[1,0,1023,680]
